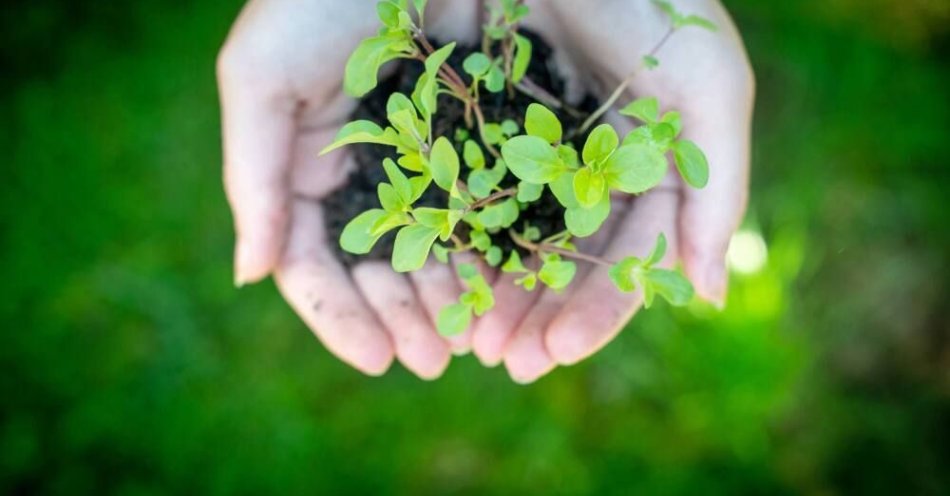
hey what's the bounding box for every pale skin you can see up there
[217,0,754,382]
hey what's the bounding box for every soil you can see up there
[323,31,601,266]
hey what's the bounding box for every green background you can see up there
[2,1,948,494]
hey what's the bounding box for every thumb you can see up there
[677,77,754,307]
[217,44,296,286]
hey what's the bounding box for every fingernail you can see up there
[234,242,250,288]
[705,260,727,309]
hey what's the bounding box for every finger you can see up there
[545,189,680,365]
[353,262,451,380]
[502,288,564,384]
[677,87,754,306]
[407,259,469,354]
[218,45,296,286]
[274,200,394,375]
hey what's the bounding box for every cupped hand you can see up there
[469,0,755,382]
[217,0,483,378]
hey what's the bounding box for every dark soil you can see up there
[324,31,601,266]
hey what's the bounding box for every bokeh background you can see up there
[2,0,948,494]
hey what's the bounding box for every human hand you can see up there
[469,0,755,382]
[217,0,484,379]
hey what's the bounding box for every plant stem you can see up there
[472,104,500,158]
[576,26,676,135]
[467,187,517,212]
[515,77,583,118]
[509,231,614,266]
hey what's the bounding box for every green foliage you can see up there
[652,0,718,32]
[524,103,562,144]
[608,233,694,308]
[437,264,495,335]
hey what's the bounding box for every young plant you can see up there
[321,0,716,336]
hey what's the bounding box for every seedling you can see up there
[321,0,716,335]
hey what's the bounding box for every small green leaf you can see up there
[382,158,413,203]
[376,2,404,29]
[463,140,485,169]
[672,139,710,188]
[522,225,541,241]
[482,123,504,144]
[676,14,717,31]
[468,169,495,199]
[582,124,619,166]
[454,127,470,142]
[524,103,562,144]
[485,246,503,266]
[432,243,449,264]
[603,144,668,194]
[408,174,431,201]
[320,120,399,155]
[424,42,456,75]
[619,97,659,123]
[642,55,660,69]
[500,119,520,137]
[565,193,610,238]
[660,111,682,136]
[378,183,403,212]
[371,210,413,236]
[511,34,533,82]
[517,181,543,202]
[608,257,640,292]
[437,303,472,336]
[344,35,406,97]
[412,0,428,16]
[412,207,448,228]
[549,170,579,209]
[652,0,678,18]
[485,63,506,93]
[501,135,564,184]
[515,273,538,291]
[463,52,492,78]
[477,198,519,229]
[572,168,606,208]
[341,209,397,254]
[470,229,491,251]
[538,256,577,291]
[502,251,528,273]
[621,122,675,152]
[645,233,668,266]
[457,263,478,280]
[399,152,426,173]
[428,137,460,192]
[392,224,441,272]
[557,144,580,169]
[643,269,694,306]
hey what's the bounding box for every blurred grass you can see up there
[1,0,948,494]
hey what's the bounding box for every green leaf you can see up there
[388,109,420,141]
[511,34,533,82]
[515,273,538,291]
[382,158,413,203]
[502,251,528,273]
[500,119,520,137]
[642,55,660,69]
[524,103,562,144]
[565,193,610,237]
[378,183,403,212]
[463,52,492,78]
[341,209,400,254]
[392,224,441,272]
[652,0,678,18]
[572,168,606,208]
[660,111,682,136]
[621,122,675,152]
[428,137,460,192]
[538,256,577,291]
[582,124,619,166]
[413,207,459,241]
[412,0,428,17]
[432,243,449,264]
[645,232,668,266]
[412,72,436,120]
[371,210,413,236]
[319,120,399,155]
[608,257,640,292]
[477,199,519,229]
[399,152,426,173]
[501,135,565,184]
[344,35,406,97]
[482,123,504,144]
[643,269,694,306]
[470,229,491,251]
[376,1,404,28]
[603,144,668,194]
[517,181,543,202]
[522,225,541,241]
[557,144,580,169]
[463,140,485,169]
[485,63,506,93]
[619,97,659,123]
[386,92,416,119]
[408,174,431,201]
[457,263,479,280]
[676,14,717,31]
[424,42,456,75]
[485,246,503,266]
[549,171,578,209]
[672,139,709,188]
[437,303,472,336]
